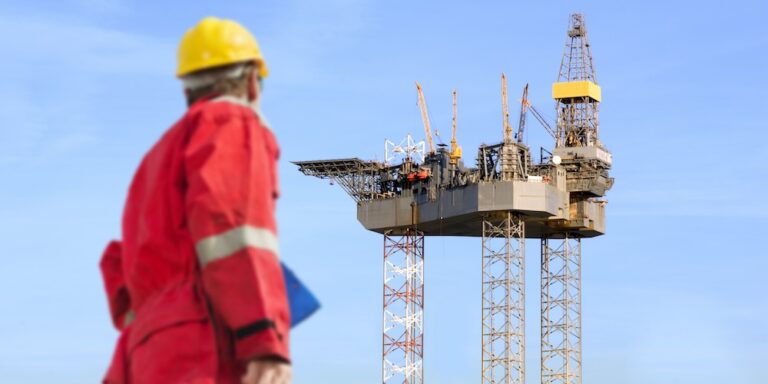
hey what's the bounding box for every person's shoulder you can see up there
[182,97,266,139]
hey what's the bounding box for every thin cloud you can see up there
[256,0,370,87]
[0,9,175,166]
[0,14,173,76]
[76,0,130,15]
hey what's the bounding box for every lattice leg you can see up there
[481,212,525,384]
[541,236,582,384]
[383,229,424,384]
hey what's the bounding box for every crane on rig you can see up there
[449,89,462,165]
[501,73,514,144]
[416,82,436,155]
[517,83,558,141]
[516,83,529,143]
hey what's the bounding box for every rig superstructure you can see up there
[295,14,612,384]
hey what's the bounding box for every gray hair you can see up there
[181,62,260,106]
[181,62,250,91]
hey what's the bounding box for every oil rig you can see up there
[295,14,612,384]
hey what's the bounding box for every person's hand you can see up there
[241,359,292,384]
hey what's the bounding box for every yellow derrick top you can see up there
[552,81,601,102]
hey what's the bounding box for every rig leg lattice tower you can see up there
[481,212,525,384]
[383,229,425,384]
[541,236,582,384]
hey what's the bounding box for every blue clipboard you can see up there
[281,262,320,327]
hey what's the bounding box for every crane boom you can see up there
[502,73,513,143]
[416,81,435,155]
[452,89,457,147]
[529,104,558,140]
[513,81,557,141]
[517,83,529,143]
[449,89,462,165]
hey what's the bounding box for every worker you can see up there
[100,17,292,384]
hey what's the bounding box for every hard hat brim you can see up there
[176,58,269,79]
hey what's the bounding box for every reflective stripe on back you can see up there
[196,225,279,266]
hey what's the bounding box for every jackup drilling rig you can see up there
[294,13,612,384]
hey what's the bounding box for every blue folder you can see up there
[281,262,321,327]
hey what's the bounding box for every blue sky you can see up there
[0,0,766,383]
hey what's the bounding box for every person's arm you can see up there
[99,240,132,330]
[184,107,290,363]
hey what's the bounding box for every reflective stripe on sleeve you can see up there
[196,225,280,266]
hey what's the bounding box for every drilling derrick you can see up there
[550,13,612,198]
[542,14,613,384]
[554,13,600,149]
[294,13,612,384]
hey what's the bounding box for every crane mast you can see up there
[517,83,529,143]
[415,82,436,155]
[502,73,513,144]
[519,83,558,141]
[449,89,462,165]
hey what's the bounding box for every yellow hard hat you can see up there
[176,17,269,78]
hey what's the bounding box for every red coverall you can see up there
[99,96,289,383]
